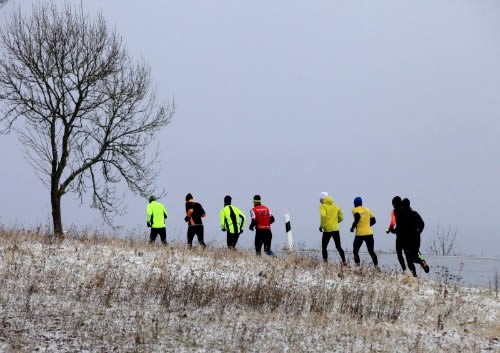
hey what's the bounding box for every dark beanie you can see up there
[392,196,402,208]
[253,195,261,203]
[185,193,193,201]
[402,198,410,209]
[224,195,232,205]
[354,196,362,207]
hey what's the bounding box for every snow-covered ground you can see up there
[0,230,498,352]
[280,250,500,289]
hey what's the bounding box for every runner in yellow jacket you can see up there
[350,196,378,267]
[319,192,346,264]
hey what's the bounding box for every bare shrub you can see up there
[426,225,459,256]
[432,265,467,330]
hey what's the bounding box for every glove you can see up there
[319,227,323,232]
[350,227,354,233]
[385,228,390,234]
[239,230,243,235]
[184,216,190,223]
[147,222,151,228]
[249,225,254,231]
[221,228,226,232]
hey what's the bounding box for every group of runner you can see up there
[319,192,429,277]
[146,192,430,277]
[146,193,274,256]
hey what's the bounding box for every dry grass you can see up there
[0,227,498,352]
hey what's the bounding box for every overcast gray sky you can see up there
[1,0,499,256]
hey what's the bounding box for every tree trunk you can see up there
[51,188,63,237]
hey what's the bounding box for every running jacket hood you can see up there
[322,196,334,205]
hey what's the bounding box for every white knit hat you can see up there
[319,191,328,201]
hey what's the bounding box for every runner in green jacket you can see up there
[220,195,246,249]
[146,195,168,244]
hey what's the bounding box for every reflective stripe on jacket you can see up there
[220,205,246,234]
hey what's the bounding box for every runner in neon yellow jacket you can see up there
[146,195,168,244]
[220,195,246,249]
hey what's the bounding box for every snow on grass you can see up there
[0,229,498,352]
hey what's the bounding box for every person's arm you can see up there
[387,210,396,233]
[184,203,191,222]
[249,208,256,230]
[146,204,152,227]
[320,205,327,232]
[199,203,206,218]
[238,210,246,233]
[416,212,425,234]
[220,209,226,231]
[338,208,344,223]
[369,209,376,226]
[350,213,360,232]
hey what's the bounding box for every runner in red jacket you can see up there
[249,195,275,256]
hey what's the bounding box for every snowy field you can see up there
[282,250,500,289]
[0,229,498,352]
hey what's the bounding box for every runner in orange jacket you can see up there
[386,196,406,272]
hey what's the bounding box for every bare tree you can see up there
[426,225,459,256]
[0,2,174,236]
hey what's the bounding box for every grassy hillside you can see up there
[0,228,498,352]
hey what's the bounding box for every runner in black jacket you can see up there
[185,193,207,248]
[395,198,430,277]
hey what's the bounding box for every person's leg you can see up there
[411,235,429,273]
[417,250,429,273]
[255,230,263,255]
[159,228,167,245]
[410,238,419,263]
[196,226,206,248]
[402,241,417,277]
[232,234,240,248]
[263,230,272,255]
[150,228,158,243]
[187,226,196,247]
[331,231,346,263]
[418,253,429,273]
[227,232,239,249]
[226,233,234,249]
[321,232,331,262]
[364,235,378,267]
[395,236,406,271]
[352,236,363,265]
